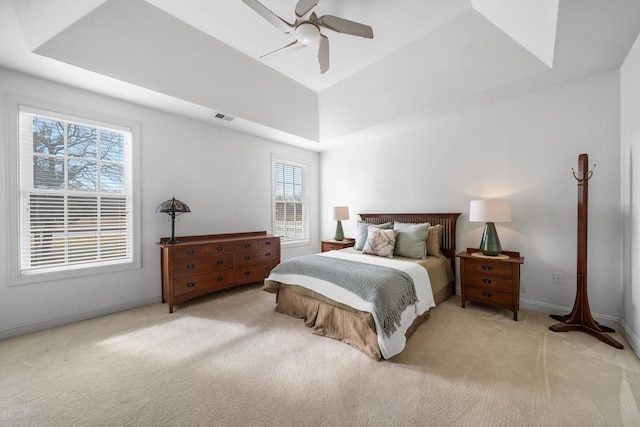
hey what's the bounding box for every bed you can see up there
[263,213,461,360]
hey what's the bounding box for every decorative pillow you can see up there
[362,227,398,258]
[427,224,443,257]
[393,222,430,259]
[355,221,393,250]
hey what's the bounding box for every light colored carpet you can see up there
[1,284,639,427]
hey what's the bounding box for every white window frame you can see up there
[272,155,309,246]
[7,96,141,285]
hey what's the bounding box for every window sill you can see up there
[10,259,141,287]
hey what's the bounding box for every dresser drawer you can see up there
[235,261,278,284]
[465,272,514,292]
[258,238,279,250]
[172,256,213,277]
[235,248,278,266]
[173,271,235,297]
[208,253,234,271]
[465,286,513,306]
[174,254,232,276]
[173,245,208,260]
[208,240,257,254]
[465,259,513,277]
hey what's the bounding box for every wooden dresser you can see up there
[457,248,524,320]
[158,231,280,313]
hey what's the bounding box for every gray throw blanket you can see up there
[270,254,418,336]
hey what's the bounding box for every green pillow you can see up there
[355,221,393,250]
[393,222,430,259]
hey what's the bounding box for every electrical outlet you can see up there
[553,272,563,284]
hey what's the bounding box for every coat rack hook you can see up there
[572,163,596,182]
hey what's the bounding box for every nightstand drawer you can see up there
[464,259,513,277]
[321,238,355,252]
[465,286,513,306]
[465,272,514,292]
[322,242,339,252]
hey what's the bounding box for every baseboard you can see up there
[0,294,162,340]
[619,319,640,358]
[520,298,621,330]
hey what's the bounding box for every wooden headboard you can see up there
[358,213,461,276]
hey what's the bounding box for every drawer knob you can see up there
[186,264,195,269]
[265,241,272,246]
[244,243,251,248]
[217,260,224,265]
[482,264,492,271]
[266,266,272,271]
[482,290,492,297]
[216,246,223,251]
[244,271,251,276]
[217,276,223,282]
[266,252,271,257]
[482,278,492,284]
[329,245,335,250]
[244,255,251,261]
[186,282,196,288]
[186,249,195,255]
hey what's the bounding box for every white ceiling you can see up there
[1,0,640,151]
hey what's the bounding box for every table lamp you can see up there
[469,199,511,256]
[330,206,349,241]
[156,197,191,244]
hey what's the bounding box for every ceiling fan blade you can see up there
[317,15,374,39]
[318,34,329,74]
[242,0,293,33]
[295,0,319,17]
[260,40,307,59]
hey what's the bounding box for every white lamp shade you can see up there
[330,206,350,221]
[469,200,512,223]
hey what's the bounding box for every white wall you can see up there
[0,67,320,339]
[621,34,640,354]
[321,71,623,328]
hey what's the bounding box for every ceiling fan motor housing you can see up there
[295,23,321,45]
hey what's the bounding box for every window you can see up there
[273,158,308,244]
[16,106,135,277]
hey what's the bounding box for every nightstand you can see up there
[321,238,355,252]
[457,248,524,320]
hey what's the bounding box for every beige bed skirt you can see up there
[271,284,452,360]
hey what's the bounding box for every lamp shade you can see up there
[329,206,350,221]
[469,199,511,223]
[156,197,191,215]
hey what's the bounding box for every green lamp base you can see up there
[334,220,344,241]
[479,222,502,256]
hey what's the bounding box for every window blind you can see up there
[273,160,308,242]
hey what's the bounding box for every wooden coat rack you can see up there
[549,153,623,349]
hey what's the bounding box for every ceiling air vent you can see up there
[213,112,234,122]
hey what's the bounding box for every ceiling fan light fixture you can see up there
[242,0,373,73]
[295,23,320,45]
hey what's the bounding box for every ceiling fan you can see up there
[241,0,374,74]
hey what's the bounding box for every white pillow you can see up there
[362,227,398,258]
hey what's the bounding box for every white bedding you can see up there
[266,250,435,359]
